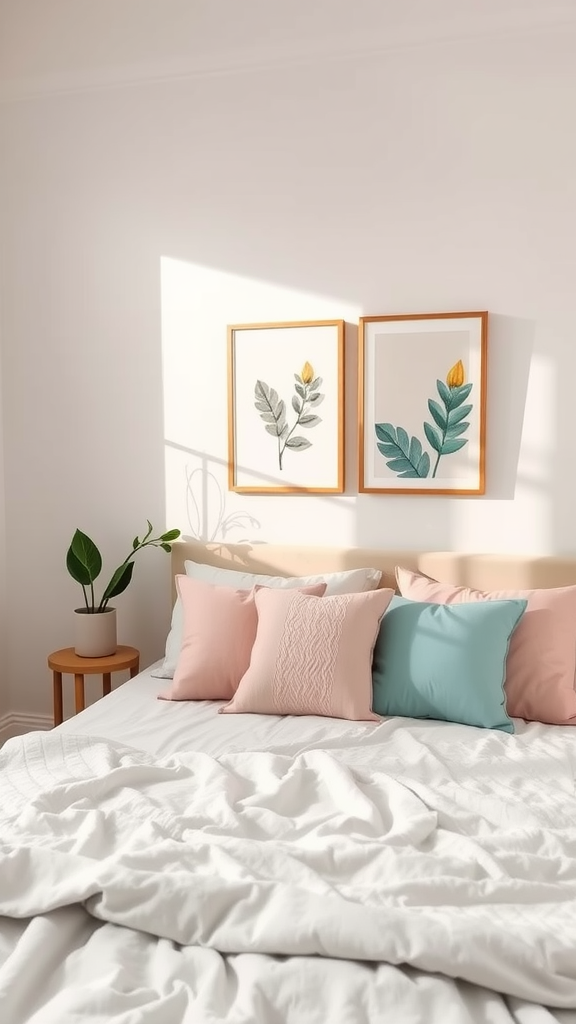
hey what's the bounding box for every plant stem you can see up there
[431,451,442,478]
[89,581,95,612]
[82,584,89,611]
[279,386,308,467]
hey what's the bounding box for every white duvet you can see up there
[1,723,576,1023]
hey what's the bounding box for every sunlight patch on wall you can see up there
[160,257,361,544]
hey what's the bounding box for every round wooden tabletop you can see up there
[48,645,140,674]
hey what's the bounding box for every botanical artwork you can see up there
[254,362,324,471]
[228,320,343,494]
[375,360,472,480]
[359,312,487,495]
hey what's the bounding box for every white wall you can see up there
[2,1,576,718]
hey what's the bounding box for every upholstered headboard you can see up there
[171,540,576,602]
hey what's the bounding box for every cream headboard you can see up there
[171,540,576,602]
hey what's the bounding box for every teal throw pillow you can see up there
[372,596,528,732]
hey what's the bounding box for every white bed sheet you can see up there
[1,665,576,1024]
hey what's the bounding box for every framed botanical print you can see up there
[228,320,344,494]
[359,311,487,495]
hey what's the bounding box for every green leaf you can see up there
[101,561,135,603]
[285,436,312,450]
[375,423,397,444]
[374,423,429,478]
[385,457,417,474]
[132,536,139,549]
[449,383,473,408]
[446,420,470,439]
[292,394,302,414]
[255,379,285,437]
[427,399,447,430]
[161,543,171,552]
[66,529,102,585]
[409,436,422,466]
[418,451,431,476]
[396,426,409,453]
[299,414,321,427]
[447,403,472,427]
[160,529,180,542]
[424,422,442,452]
[143,520,153,542]
[436,379,453,410]
[442,437,468,454]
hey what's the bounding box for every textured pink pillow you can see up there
[220,587,394,721]
[160,577,327,701]
[396,567,576,725]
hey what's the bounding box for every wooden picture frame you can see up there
[359,311,488,495]
[228,320,344,494]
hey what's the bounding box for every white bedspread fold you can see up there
[1,729,576,1010]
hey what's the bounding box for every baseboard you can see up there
[0,712,53,746]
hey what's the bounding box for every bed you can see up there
[1,541,576,1024]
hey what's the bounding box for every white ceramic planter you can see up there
[74,607,117,658]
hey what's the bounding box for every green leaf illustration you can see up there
[427,399,447,431]
[441,437,468,454]
[374,423,430,478]
[285,436,312,450]
[447,403,472,427]
[254,380,286,438]
[426,379,474,477]
[424,422,442,452]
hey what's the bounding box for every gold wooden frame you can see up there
[358,311,488,496]
[228,319,345,494]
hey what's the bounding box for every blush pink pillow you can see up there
[160,576,326,701]
[396,567,576,725]
[220,587,394,721]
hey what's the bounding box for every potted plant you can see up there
[66,521,181,657]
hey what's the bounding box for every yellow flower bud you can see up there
[301,361,314,385]
[446,360,465,388]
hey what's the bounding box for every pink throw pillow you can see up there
[220,587,394,721]
[160,576,327,701]
[396,567,576,725]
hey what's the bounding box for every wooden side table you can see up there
[48,645,140,726]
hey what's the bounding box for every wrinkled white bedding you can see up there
[1,722,576,1023]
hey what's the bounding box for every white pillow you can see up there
[151,560,382,679]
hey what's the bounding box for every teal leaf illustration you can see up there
[285,436,312,451]
[449,383,473,408]
[299,414,321,427]
[446,420,470,439]
[441,437,468,454]
[374,423,430,478]
[427,378,474,477]
[447,403,472,427]
[436,379,452,409]
[424,421,442,452]
[427,399,447,431]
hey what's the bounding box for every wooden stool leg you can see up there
[102,672,112,697]
[129,660,140,679]
[53,671,63,727]
[74,674,85,714]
